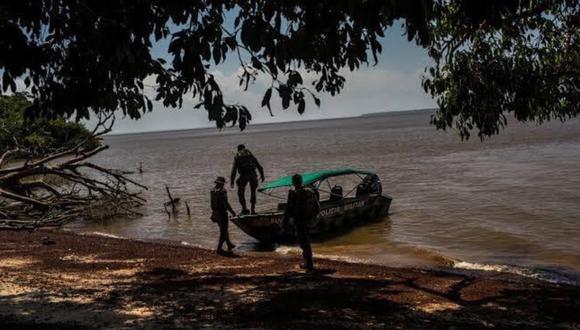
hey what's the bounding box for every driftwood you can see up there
[0,114,147,230]
[162,185,192,219]
[185,201,191,217]
[163,185,181,215]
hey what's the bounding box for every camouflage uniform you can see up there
[230,148,264,213]
[283,186,320,271]
[210,186,235,252]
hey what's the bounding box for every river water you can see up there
[66,110,580,284]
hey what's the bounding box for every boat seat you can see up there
[329,185,343,202]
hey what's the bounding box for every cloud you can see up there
[86,66,435,134]
[319,68,435,115]
[210,66,435,124]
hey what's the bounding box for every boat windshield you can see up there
[259,168,375,192]
[258,168,379,202]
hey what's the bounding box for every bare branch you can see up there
[0,188,48,209]
[21,181,62,197]
[0,142,146,230]
[0,148,19,168]
[92,112,116,137]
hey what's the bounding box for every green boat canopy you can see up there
[259,168,375,192]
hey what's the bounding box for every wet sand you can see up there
[1,230,578,329]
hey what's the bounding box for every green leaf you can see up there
[213,43,221,65]
[297,99,305,114]
[261,88,272,108]
[313,95,321,107]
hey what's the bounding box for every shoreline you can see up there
[1,230,579,328]
[75,229,580,286]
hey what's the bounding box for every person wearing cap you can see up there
[210,176,237,254]
[230,144,265,215]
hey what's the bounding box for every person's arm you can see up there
[313,190,321,215]
[224,191,236,216]
[254,155,265,181]
[230,158,237,188]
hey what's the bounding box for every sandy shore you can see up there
[0,230,578,329]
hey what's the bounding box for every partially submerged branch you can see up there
[0,115,147,230]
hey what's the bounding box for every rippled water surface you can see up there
[67,110,580,283]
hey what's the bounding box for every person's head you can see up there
[292,174,303,188]
[214,176,226,188]
[237,144,246,152]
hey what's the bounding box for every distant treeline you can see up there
[0,94,100,157]
[360,108,438,117]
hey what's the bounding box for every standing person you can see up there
[210,176,237,254]
[283,174,320,272]
[230,144,265,215]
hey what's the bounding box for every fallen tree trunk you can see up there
[0,114,147,230]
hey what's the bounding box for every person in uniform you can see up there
[210,176,237,254]
[283,174,320,272]
[230,144,265,215]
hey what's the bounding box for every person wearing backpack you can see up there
[230,144,265,215]
[283,174,320,272]
[210,176,237,255]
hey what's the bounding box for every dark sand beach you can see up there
[2,2,579,329]
[1,230,578,329]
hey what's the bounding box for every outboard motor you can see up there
[368,174,382,195]
[356,174,382,196]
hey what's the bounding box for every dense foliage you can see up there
[424,0,580,139]
[0,1,578,138]
[0,0,432,130]
[0,94,99,156]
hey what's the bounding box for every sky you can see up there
[96,22,437,134]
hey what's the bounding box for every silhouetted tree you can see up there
[423,0,580,139]
[1,1,578,137]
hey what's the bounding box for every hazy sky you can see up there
[94,22,437,134]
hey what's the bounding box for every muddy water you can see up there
[66,110,580,283]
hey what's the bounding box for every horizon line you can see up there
[106,107,437,137]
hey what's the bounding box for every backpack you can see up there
[236,150,257,173]
[294,187,320,219]
[210,189,223,211]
